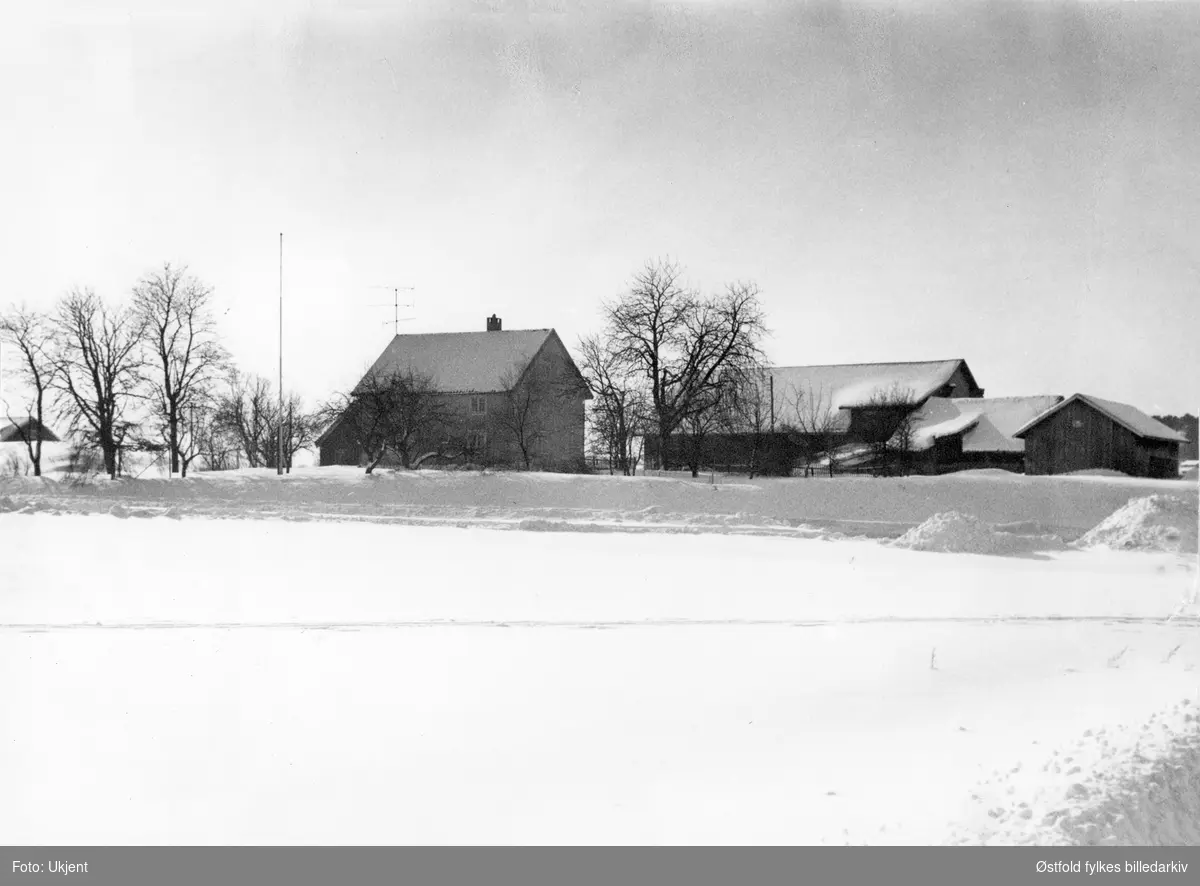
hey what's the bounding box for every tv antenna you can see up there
[365,286,416,335]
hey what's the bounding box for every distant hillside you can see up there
[1155,413,1199,461]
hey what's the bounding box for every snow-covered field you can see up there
[1,468,1197,844]
[1,463,1195,542]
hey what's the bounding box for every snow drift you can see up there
[890,512,1065,556]
[1075,495,1198,555]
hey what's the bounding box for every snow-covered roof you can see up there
[906,396,1064,453]
[959,396,1065,453]
[769,359,975,425]
[0,417,60,443]
[907,399,981,451]
[1012,394,1189,444]
[356,329,555,395]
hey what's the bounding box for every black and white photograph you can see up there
[2,0,1198,855]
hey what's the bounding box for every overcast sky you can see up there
[2,0,1197,413]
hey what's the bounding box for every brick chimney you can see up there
[486,314,502,332]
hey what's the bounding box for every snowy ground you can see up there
[2,477,1198,844]
[1,463,1195,542]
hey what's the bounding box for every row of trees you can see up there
[0,264,318,479]
[3,256,921,481]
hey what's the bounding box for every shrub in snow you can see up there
[1075,495,1198,555]
[543,458,594,475]
[1,449,30,478]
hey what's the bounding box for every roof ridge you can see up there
[1013,392,1188,442]
[770,358,962,370]
[388,328,551,338]
[353,327,561,399]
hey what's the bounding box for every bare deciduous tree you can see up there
[215,371,274,468]
[168,392,228,476]
[783,384,845,478]
[215,372,316,471]
[133,263,227,477]
[0,306,56,476]
[602,259,767,470]
[276,396,322,473]
[576,334,650,476]
[52,289,146,479]
[678,386,726,478]
[326,368,452,473]
[494,364,547,471]
[861,382,919,476]
[719,369,778,479]
[188,393,237,472]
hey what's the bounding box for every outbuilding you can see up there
[904,395,1064,474]
[0,417,59,443]
[1013,393,1187,479]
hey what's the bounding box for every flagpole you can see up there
[277,232,284,476]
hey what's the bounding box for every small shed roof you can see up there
[907,399,982,451]
[0,417,60,443]
[1012,393,1189,443]
[907,396,1064,453]
[357,329,556,395]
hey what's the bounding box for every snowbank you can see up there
[1075,495,1198,555]
[949,699,1200,846]
[890,512,1065,557]
[1053,720,1200,846]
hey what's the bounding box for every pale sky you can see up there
[2,0,1197,413]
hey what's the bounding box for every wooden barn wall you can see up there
[650,432,804,476]
[318,420,363,466]
[1142,439,1181,478]
[909,447,1025,475]
[1022,400,1177,477]
[939,365,983,399]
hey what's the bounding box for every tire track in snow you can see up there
[4,615,1198,633]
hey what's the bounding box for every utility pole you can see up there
[769,374,775,432]
[277,232,284,476]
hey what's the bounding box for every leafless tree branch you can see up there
[600,259,767,470]
[51,289,147,479]
[0,305,57,476]
[132,262,229,477]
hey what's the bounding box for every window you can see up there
[468,431,488,452]
[470,395,487,415]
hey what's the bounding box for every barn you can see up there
[768,358,986,438]
[652,358,986,475]
[317,316,592,470]
[1013,393,1188,479]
